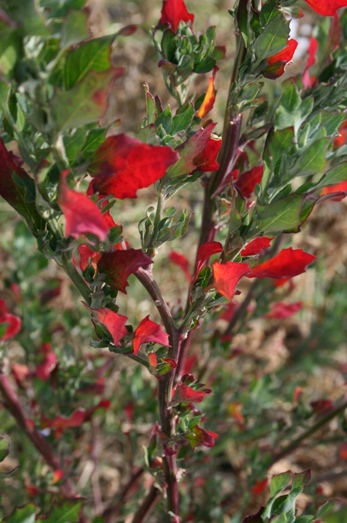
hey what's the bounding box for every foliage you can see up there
[0,0,347,521]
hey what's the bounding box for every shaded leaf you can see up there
[235,165,264,198]
[0,139,44,233]
[98,249,153,293]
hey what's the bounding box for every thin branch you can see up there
[131,483,161,523]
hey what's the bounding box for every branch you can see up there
[131,483,161,523]
[135,267,181,520]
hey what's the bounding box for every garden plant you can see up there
[1,0,347,521]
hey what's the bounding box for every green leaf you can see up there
[295,517,314,523]
[254,194,304,234]
[315,500,336,519]
[64,35,117,89]
[292,469,311,490]
[254,14,289,62]
[171,102,194,134]
[51,68,123,131]
[7,504,38,523]
[266,127,295,183]
[269,471,292,497]
[260,0,280,27]
[40,0,87,18]
[60,9,89,48]
[0,28,21,76]
[0,435,10,462]
[45,500,84,523]
[155,106,172,135]
[291,138,327,177]
[275,79,301,131]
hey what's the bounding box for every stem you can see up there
[131,484,161,523]
[61,257,91,303]
[135,267,181,519]
[270,396,347,466]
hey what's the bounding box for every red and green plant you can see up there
[1,0,347,521]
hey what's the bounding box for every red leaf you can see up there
[265,301,303,319]
[171,382,212,404]
[89,134,178,199]
[0,300,21,340]
[195,241,223,279]
[0,313,21,340]
[0,139,43,231]
[321,180,347,195]
[264,39,298,79]
[219,302,237,321]
[247,248,315,279]
[169,251,191,281]
[58,172,110,241]
[36,352,58,381]
[193,134,222,172]
[172,123,220,176]
[211,261,250,300]
[187,425,218,449]
[303,37,318,89]
[48,409,86,429]
[310,399,334,416]
[11,363,30,383]
[78,244,102,273]
[251,478,269,494]
[85,305,128,346]
[235,165,264,198]
[159,0,194,32]
[98,249,153,293]
[339,442,347,460]
[304,0,347,16]
[133,315,170,355]
[84,399,111,421]
[241,237,272,256]
[52,470,64,484]
[333,121,347,149]
[197,67,218,119]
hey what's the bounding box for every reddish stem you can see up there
[0,372,75,498]
[131,483,161,523]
